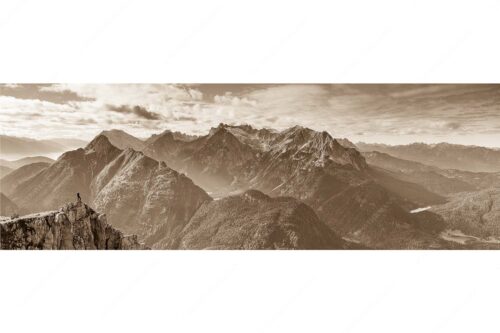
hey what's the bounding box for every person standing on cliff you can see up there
[77,192,81,203]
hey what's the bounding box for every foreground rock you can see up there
[173,190,355,250]
[0,201,145,250]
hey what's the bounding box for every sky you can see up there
[1,84,499,147]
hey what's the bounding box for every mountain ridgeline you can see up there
[101,124,454,249]
[3,124,499,249]
[357,142,500,173]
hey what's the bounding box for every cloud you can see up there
[107,104,161,120]
[445,122,462,130]
[2,84,500,147]
[0,84,94,104]
[214,92,257,106]
[175,116,197,122]
[75,118,98,125]
[43,84,202,109]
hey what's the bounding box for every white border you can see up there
[1,1,500,332]
[0,0,499,83]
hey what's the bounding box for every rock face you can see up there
[0,201,144,250]
[174,190,350,250]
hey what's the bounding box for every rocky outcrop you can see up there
[0,201,145,250]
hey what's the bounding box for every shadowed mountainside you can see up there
[173,190,355,250]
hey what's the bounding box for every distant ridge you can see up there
[357,142,500,172]
[0,156,54,169]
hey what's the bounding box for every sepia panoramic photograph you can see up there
[3,1,500,332]
[1,84,499,250]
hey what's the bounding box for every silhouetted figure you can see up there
[77,192,81,203]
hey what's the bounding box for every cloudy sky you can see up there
[1,84,499,147]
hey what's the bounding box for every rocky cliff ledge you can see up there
[0,201,145,250]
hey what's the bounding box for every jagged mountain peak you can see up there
[119,147,170,172]
[281,124,314,136]
[208,123,258,136]
[100,128,129,135]
[85,134,118,153]
[336,138,357,149]
[97,129,145,151]
[206,124,243,144]
[208,123,231,136]
[276,126,335,146]
[146,129,198,145]
[229,124,255,132]
[262,125,368,171]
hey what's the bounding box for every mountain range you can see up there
[0,135,86,158]
[0,156,54,169]
[2,124,499,249]
[357,142,500,173]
